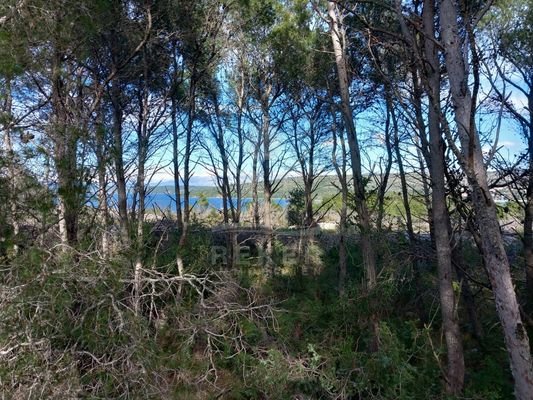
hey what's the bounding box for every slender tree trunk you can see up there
[332,113,348,296]
[302,179,313,275]
[417,144,433,238]
[111,85,129,244]
[95,109,109,257]
[214,103,233,267]
[303,120,316,228]
[305,179,314,228]
[171,42,183,233]
[179,78,195,248]
[232,70,246,269]
[428,112,465,395]
[391,110,415,242]
[2,78,19,255]
[377,91,393,232]
[524,92,533,314]
[52,46,78,246]
[328,2,376,289]
[440,0,533,397]
[175,74,196,293]
[235,64,245,226]
[40,155,51,247]
[261,92,274,275]
[525,185,533,310]
[410,67,434,239]
[420,0,465,392]
[133,80,149,316]
[133,152,146,316]
[171,95,183,233]
[251,137,260,228]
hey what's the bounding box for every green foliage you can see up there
[287,187,305,226]
[489,0,533,67]
[1,223,521,399]
[0,250,144,398]
[195,191,210,211]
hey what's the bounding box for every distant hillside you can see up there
[150,172,428,201]
[150,185,220,197]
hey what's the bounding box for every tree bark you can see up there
[409,66,434,240]
[251,135,260,228]
[51,43,79,246]
[179,76,195,248]
[2,78,19,255]
[171,69,183,233]
[328,1,376,289]
[260,84,274,275]
[524,90,533,314]
[110,83,129,244]
[95,108,109,257]
[377,89,394,232]
[331,102,348,296]
[440,0,533,396]
[427,98,465,395]
[420,0,466,392]
[133,73,149,316]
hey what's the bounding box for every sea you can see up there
[142,194,288,212]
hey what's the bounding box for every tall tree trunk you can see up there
[175,73,196,294]
[251,136,260,228]
[302,179,314,275]
[428,107,465,395]
[171,41,184,233]
[524,91,533,314]
[2,78,19,255]
[328,2,376,289]
[52,46,78,246]
[440,0,533,397]
[232,67,246,268]
[328,1,376,290]
[235,110,244,225]
[391,107,414,243]
[111,85,129,244]
[133,79,149,316]
[213,97,233,267]
[410,66,434,240]
[179,77,195,248]
[260,90,274,275]
[377,90,393,232]
[328,3,379,350]
[421,0,465,392]
[171,95,183,233]
[95,109,109,257]
[331,104,348,296]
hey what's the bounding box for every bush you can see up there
[287,188,306,226]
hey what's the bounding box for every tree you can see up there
[0,1,28,255]
[327,1,377,290]
[240,0,292,274]
[439,0,533,396]
[329,93,351,296]
[198,57,251,267]
[395,0,466,391]
[175,0,227,249]
[486,0,533,314]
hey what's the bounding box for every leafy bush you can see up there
[287,188,306,226]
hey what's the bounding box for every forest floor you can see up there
[0,219,525,399]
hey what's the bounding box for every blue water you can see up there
[144,194,288,212]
